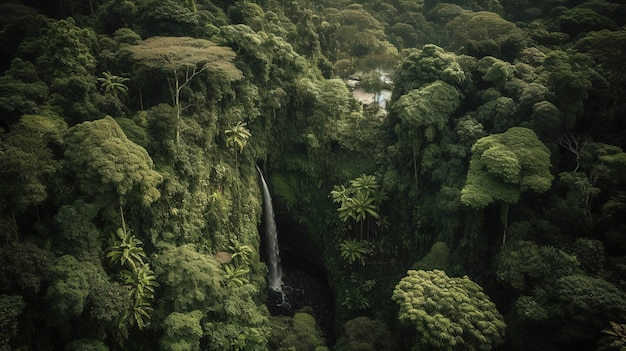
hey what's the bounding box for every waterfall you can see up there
[257,166,283,292]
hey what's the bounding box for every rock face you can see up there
[261,212,334,340]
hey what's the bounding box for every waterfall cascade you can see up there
[257,166,283,292]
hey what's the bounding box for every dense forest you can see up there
[1,0,626,350]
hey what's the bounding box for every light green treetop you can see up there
[461,127,553,208]
[392,269,506,351]
[63,116,162,207]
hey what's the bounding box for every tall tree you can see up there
[63,116,162,217]
[126,36,242,144]
[461,127,553,244]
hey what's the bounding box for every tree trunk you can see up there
[501,203,509,246]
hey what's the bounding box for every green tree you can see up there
[135,0,200,37]
[225,121,252,171]
[0,294,25,351]
[153,244,224,312]
[334,316,391,351]
[107,228,147,272]
[268,312,328,351]
[445,11,523,55]
[97,71,129,99]
[160,310,204,351]
[461,127,553,244]
[223,263,250,288]
[542,50,599,126]
[0,58,48,126]
[63,116,162,210]
[392,45,469,95]
[46,255,106,322]
[107,227,157,331]
[392,269,506,351]
[0,113,65,232]
[34,17,96,81]
[331,174,384,240]
[126,36,242,144]
[392,80,462,194]
[576,30,626,122]
[496,240,580,291]
[339,239,372,266]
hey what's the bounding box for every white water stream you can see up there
[257,166,283,292]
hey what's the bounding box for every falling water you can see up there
[257,166,283,292]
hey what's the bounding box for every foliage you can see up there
[160,310,203,351]
[268,312,328,351]
[331,174,384,240]
[0,113,63,219]
[63,116,163,207]
[34,17,96,81]
[97,71,129,99]
[597,322,626,351]
[338,239,372,266]
[0,294,24,351]
[461,127,553,209]
[64,338,109,351]
[3,1,626,350]
[392,269,506,351]
[334,316,392,351]
[412,241,450,272]
[225,121,252,153]
[107,228,147,272]
[0,58,48,125]
[393,80,461,144]
[496,240,580,291]
[153,244,224,313]
[0,242,53,295]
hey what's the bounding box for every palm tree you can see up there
[225,121,252,170]
[97,71,129,99]
[120,263,159,302]
[339,239,372,265]
[228,242,253,267]
[350,174,379,194]
[120,299,154,330]
[223,263,250,287]
[106,228,147,272]
[333,175,382,240]
[225,121,252,152]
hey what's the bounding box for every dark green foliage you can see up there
[412,241,450,272]
[445,11,523,53]
[0,58,47,126]
[0,242,53,296]
[558,8,615,37]
[135,0,199,37]
[54,200,102,260]
[0,294,25,351]
[510,274,626,349]
[497,240,580,291]
[392,45,470,95]
[65,338,109,351]
[334,316,392,351]
[34,17,96,82]
[0,113,63,223]
[46,255,122,327]
[268,312,328,351]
